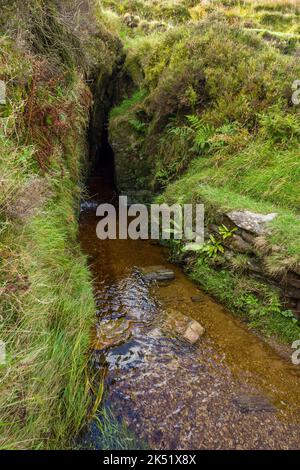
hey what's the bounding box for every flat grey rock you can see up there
[226,210,278,235]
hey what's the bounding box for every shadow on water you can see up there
[79,125,300,450]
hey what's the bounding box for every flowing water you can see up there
[79,164,300,450]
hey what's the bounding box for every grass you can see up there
[190,258,300,344]
[110,89,147,119]
[0,183,95,449]
[78,407,147,450]
[0,0,121,450]
[0,84,96,448]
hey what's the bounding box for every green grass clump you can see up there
[0,182,95,450]
[110,89,147,119]
[0,0,121,450]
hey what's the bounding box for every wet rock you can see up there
[162,309,205,344]
[157,281,172,288]
[94,318,132,350]
[183,322,205,344]
[106,341,144,371]
[233,395,275,413]
[226,210,278,236]
[140,266,175,282]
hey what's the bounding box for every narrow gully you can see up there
[79,126,300,450]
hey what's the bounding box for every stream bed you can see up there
[79,172,300,450]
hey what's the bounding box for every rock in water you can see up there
[94,318,132,350]
[183,322,205,344]
[162,309,205,344]
[140,266,175,282]
[191,295,204,303]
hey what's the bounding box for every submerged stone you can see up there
[191,295,204,303]
[233,395,275,413]
[162,309,205,344]
[140,266,175,282]
[106,340,144,371]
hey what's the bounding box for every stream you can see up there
[79,158,300,450]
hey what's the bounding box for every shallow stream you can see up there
[79,167,300,450]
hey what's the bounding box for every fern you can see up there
[167,124,192,140]
[186,114,215,154]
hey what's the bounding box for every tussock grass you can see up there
[0,184,95,449]
[0,0,120,450]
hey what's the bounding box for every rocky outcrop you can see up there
[88,30,124,166]
[225,210,278,235]
[208,210,300,319]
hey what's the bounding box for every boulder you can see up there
[226,210,278,236]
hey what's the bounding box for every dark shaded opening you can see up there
[93,120,116,188]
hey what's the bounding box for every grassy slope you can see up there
[0,1,119,449]
[107,0,300,343]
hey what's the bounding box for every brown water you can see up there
[79,171,300,450]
